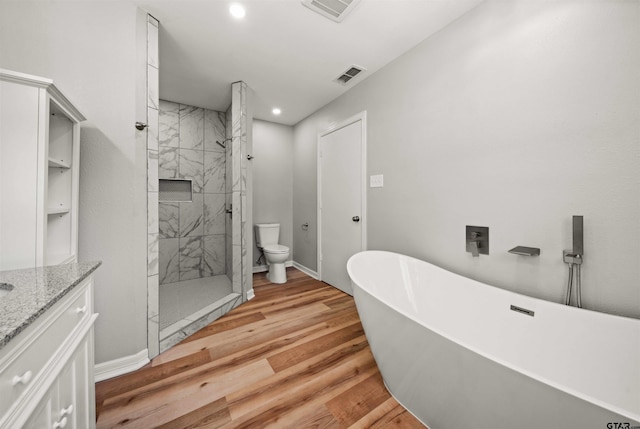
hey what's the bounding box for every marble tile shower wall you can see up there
[158,100,227,284]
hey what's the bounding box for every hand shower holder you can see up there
[563,250,583,265]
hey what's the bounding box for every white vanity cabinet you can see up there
[23,337,92,429]
[0,275,98,429]
[0,69,85,271]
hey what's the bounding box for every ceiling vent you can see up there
[301,0,361,23]
[335,65,366,85]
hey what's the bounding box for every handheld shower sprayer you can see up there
[563,216,584,308]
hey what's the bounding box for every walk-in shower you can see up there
[152,81,252,353]
[156,100,236,351]
[144,18,253,358]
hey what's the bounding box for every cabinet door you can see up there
[55,333,94,429]
[22,384,55,429]
[56,352,76,429]
[74,335,94,429]
[21,333,93,429]
[66,334,92,429]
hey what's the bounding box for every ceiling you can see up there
[135,0,483,126]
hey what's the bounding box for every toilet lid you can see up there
[263,244,289,254]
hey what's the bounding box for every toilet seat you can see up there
[263,244,289,254]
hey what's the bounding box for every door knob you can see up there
[352,216,360,222]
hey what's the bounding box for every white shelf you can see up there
[46,252,74,266]
[47,207,70,215]
[48,157,71,169]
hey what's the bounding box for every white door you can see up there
[318,112,366,295]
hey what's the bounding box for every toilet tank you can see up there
[255,223,280,248]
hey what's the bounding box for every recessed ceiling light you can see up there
[229,3,246,19]
[272,108,282,115]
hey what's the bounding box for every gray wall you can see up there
[0,3,149,363]
[293,0,640,318]
[292,120,318,273]
[252,120,294,267]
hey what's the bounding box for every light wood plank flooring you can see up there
[95,268,426,428]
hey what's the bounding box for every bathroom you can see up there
[0,0,638,425]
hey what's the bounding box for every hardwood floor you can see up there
[95,268,426,428]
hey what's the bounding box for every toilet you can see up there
[255,223,290,284]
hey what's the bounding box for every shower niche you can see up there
[159,178,193,202]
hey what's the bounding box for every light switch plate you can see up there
[370,174,384,188]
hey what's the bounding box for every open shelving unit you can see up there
[45,101,77,265]
[0,69,85,270]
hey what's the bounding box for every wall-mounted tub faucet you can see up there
[466,226,489,257]
[508,246,540,256]
[469,232,481,257]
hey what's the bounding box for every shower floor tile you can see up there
[159,275,232,330]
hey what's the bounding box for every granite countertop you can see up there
[0,261,101,350]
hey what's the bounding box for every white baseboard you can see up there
[246,288,255,300]
[252,260,294,273]
[292,261,319,279]
[95,349,150,382]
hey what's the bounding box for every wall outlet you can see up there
[370,174,384,188]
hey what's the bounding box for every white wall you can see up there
[293,1,640,318]
[252,120,293,267]
[0,2,149,363]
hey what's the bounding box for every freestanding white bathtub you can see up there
[347,251,640,429]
